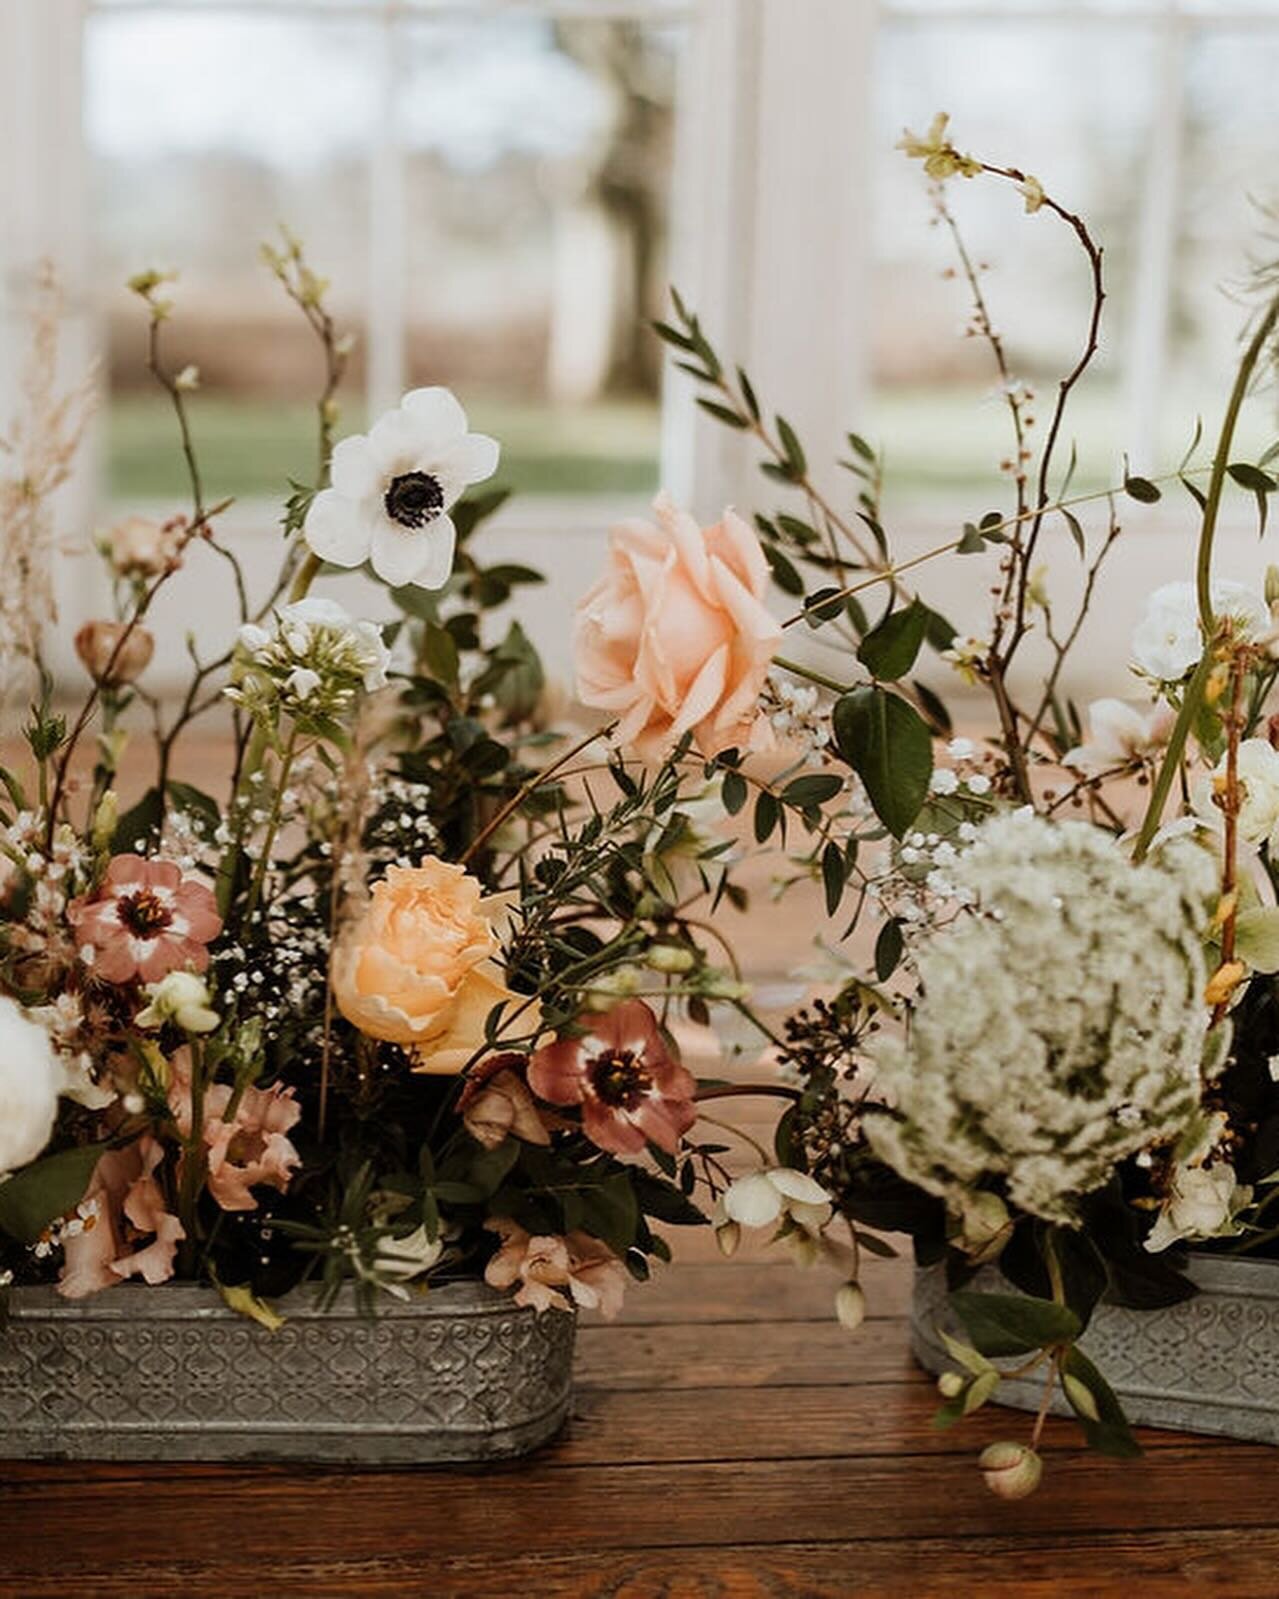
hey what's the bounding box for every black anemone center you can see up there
[589,1050,650,1109]
[384,471,444,530]
[117,889,172,938]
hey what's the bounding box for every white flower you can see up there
[0,997,63,1174]
[721,1167,832,1235]
[1131,580,1267,682]
[287,667,321,702]
[930,768,960,796]
[136,971,220,1034]
[304,387,498,590]
[1063,698,1175,777]
[276,598,391,692]
[867,812,1217,1223]
[374,1224,444,1296]
[1209,738,1279,850]
[1145,1161,1252,1253]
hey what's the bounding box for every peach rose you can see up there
[331,859,516,1074]
[574,492,782,762]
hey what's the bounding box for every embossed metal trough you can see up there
[0,1280,575,1463]
[913,1254,1279,1444]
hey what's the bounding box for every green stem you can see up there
[773,655,853,695]
[1134,292,1279,860]
[289,551,321,604]
[243,726,300,922]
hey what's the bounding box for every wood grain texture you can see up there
[2,1255,1272,1599]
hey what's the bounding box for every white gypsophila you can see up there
[865,810,1219,1224]
[228,597,390,724]
[0,995,64,1174]
[1131,579,1267,682]
[304,387,498,590]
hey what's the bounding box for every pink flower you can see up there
[168,1049,302,1212]
[528,998,697,1156]
[483,1218,627,1319]
[68,854,222,985]
[574,493,782,761]
[58,1136,185,1299]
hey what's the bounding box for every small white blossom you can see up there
[1132,580,1266,682]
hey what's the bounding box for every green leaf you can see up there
[762,544,805,596]
[1228,462,1277,495]
[1061,1345,1142,1458]
[1123,463,1162,504]
[950,1290,1081,1357]
[847,431,876,463]
[112,786,164,853]
[832,687,932,839]
[874,917,904,981]
[803,588,849,627]
[0,1145,103,1245]
[418,620,460,690]
[753,790,780,844]
[857,600,929,682]
[737,367,760,422]
[822,840,845,916]
[776,415,807,476]
[696,397,749,430]
[957,522,985,555]
[781,773,844,809]
[1235,906,1279,974]
[1061,508,1086,559]
[452,488,511,542]
[721,769,748,816]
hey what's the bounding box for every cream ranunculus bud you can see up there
[135,971,220,1035]
[74,621,155,687]
[956,1190,1013,1263]
[91,790,119,854]
[937,1371,966,1399]
[1267,565,1279,609]
[102,514,182,578]
[978,1441,1044,1500]
[834,1280,866,1331]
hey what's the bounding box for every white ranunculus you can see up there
[0,997,64,1174]
[1199,738,1279,851]
[1145,1160,1252,1253]
[721,1167,832,1235]
[1063,698,1175,777]
[303,387,498,591]
[1131,580,1268,681]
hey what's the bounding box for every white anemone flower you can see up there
[0,997,64,1174]
[304,387,499,590]
[721,1167,833,1235]
[1063,698,1175,777]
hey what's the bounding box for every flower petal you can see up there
[329,435,382,501]
[436,432,500,491]
[723,1171,785,1228]
[369,520,438,589]
[304,489,370,568]
[401,386,469,447]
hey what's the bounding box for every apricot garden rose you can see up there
[331,859,516,1073]
[573,493,781,762]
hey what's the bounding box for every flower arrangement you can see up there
[0,237,850,1341]
[665,114,1279,1495]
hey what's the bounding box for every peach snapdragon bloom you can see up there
[58,1136,185,1299]
[574,494,781,762]
[168,1049,302,1213]
[483,1218,627,1319]
[331,859,516,1073]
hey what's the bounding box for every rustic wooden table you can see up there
[4,1245,1279,1598]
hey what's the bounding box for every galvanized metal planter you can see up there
[913,1253,1279,1444]
[0,1279,575,1464]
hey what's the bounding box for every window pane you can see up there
[870,14,1279,502]
[397,15,680,498]
[87,10,375,503]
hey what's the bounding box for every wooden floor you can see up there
[5,1246,1279,1598]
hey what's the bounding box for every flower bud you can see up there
[1266,565,1279,609]
[174,364,200,391]
[978,1441,1043,1500]
[101,514,181,578]
[646,944,695,974]
[91,791,119,854]
[834,1280,866,1331]
[937,1370,966,1399]
[956,1190,1012,1263]
[715,1220,741,1258]
[1204,960,1246,1009]
[135,971,219,1035]
[75,621,154,687]
[1062,1372,1100,1422]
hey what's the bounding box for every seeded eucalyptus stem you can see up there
[1133,290,1279,861]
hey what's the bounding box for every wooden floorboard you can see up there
[2,1256,1275,1598]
